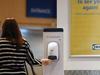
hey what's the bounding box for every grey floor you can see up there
[28,67,100,75]
[64,70,100,75]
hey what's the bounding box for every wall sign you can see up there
[26,0,56,18]
[70,0,100,57]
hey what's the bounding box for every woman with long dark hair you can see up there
[0,18,38,75]
[0,18,52,75]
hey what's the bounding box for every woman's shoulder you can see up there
[22,38,30,47]
[22,38,29,44]
[23,38,28,43]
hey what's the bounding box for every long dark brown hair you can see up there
[1,18,24,46]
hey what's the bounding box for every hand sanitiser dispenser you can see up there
[43,28,64,75]
[48,42,58,60]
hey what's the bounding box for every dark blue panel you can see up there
[26,0,57,18]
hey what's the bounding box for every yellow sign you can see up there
[70,0,100,57]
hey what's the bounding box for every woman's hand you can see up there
[41,58,52,66]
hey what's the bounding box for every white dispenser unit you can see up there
[48,41,58,60]
[43,28,64,75]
